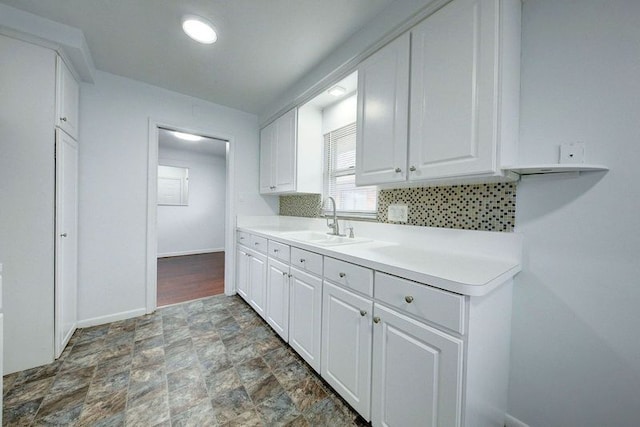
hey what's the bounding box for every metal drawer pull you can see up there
[254,242,259,245]
[60,117,68,122]
[240,236,245,240]
[395,167,401,173]
[373,316,381,324]
[339,272,346,278]
[273,249,279,253]
[299,258,306,263]
[288,274,293,278]
[282,272,287,277]
[360,310,367,317]
[409,165,416,172]
[405,296,414,303]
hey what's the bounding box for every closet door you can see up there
[55,129,78,358]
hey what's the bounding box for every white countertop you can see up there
[237,216,523,297]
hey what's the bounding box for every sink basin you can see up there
[281,230,372,247]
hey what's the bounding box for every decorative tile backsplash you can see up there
[279,183,517,232]
[279,194,323,217]
[377,183,516,232]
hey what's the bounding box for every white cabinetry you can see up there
[56,56,80,140]
[236,235,268,320]
[289,266,322,373]
[371,303,464,427]
[322,281,373,420]
[259,105,323,195]
[356,33,410,185]
[266,257,290,340]
[356,0,521,186]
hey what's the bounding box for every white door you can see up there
[55,56,79,140]
[322,281,373,420]
[371,304,464,427]
[266,258,290,341]
[236,247,249,301]
[409,0,498,180]
[259,124,275,193]
[289,267,322,373]
[248,250,267,319]
[55,129,78,358]
[356,33,410,185]
[274,108,297,192]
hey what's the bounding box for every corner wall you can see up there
[509,1,640,425]
[78,71,278,325]
[157,147,226,257]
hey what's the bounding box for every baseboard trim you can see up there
[157,248,224,258]
[505,413,530,427]
[77,308,147,328]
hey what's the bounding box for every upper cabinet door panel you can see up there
[356,33,410,186]
[259,123,275,194]
[56,56,79,140]
[274,108,297,192]
[409,0,498,180]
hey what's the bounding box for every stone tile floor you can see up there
[3,295,367,426]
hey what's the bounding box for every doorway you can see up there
[146,121,235,312]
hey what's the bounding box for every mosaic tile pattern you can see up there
[377,183,517,232]
[3,295,366,426]
[279,194,322,217]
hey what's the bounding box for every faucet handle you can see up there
[347,227,354,238]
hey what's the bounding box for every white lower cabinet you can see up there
[266,257,290,341]
[289,266,322,373]
[321,281,373,420]
[236,242,267,320]
[371,303,464,427]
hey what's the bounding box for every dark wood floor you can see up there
[157,252,225,307]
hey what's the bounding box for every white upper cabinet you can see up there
[355,0,520,186]
[409,0,520,181]
[260,105,323,195]
[55,56,79,140]
[356,33,410,186]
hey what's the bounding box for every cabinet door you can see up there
[248,251,267,319]
[55,129,78,358]
[409,0,498,180]
[322,281,373,420]
[289,267,322,373]
[274,108,297,192]
[266,258,290,341]
[236,247,250,301]
[371,304,464,427]
[356,33,410,185]
[56,56,79,140]
[259,123,275,194]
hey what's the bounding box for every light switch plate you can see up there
[388,204,408,222]
[560,142,585,164]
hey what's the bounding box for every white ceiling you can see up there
[158,128,227,158]
[0,0,395,114]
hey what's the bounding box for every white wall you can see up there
[509,1,640,425]
[322,94,357,134]
[79,71,277,325]
[0,35,56,374]
[157,147,226,256]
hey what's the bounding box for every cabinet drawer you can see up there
[375,272,465,334]
[324,257,373,297]
[250,235,268,254]
[237,231,250,244]
[291,247,323,276]
[268,240,290,263]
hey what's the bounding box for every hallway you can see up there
[157,252,225,307]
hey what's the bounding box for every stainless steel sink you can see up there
[281,231,372,247]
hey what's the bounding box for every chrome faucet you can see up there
[325,197,345,236]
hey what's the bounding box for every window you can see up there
[323,122,377,217]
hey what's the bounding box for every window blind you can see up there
[324,123,377,215]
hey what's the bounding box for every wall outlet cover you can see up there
[388,204,408,222]
[559,142,585,164]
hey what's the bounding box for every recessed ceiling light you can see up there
[328,85,347,97]
[172,131,202,141]
[182,15,217,44]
